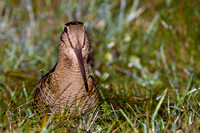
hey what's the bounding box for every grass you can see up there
[0,0,200,132]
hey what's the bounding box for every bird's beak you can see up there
[74,43,89,92]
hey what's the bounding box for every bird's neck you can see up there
[51,57,89,92]
[56,57,89,73]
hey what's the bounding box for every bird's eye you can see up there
[64,27,67,33]
[82,43,88,51]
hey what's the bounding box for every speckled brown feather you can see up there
[34,21,98,115]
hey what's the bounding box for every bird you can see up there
[34,21,98,115]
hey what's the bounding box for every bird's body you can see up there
[34,21,98,115]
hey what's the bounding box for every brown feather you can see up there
[34,21,98,115]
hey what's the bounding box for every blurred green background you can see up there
[0,0,199,132]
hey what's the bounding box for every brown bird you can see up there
[34,21,98,115]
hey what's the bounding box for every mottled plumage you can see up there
[34,21,98,115]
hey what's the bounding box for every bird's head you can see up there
[59,21,89,92]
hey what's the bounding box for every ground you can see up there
[0,0,199,132]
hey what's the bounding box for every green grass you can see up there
[0,0,200,132]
